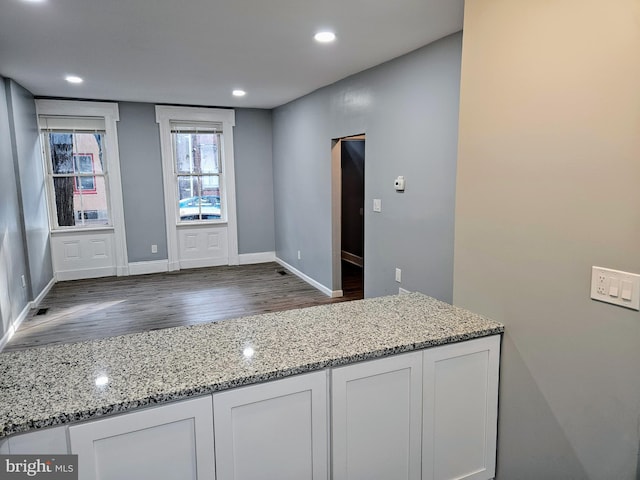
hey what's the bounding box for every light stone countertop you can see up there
[0,293,503,438]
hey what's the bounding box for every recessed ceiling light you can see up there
[314,31,336,43]
[232,89,246,97]
[22,0,46,3]
[65,75,83,84]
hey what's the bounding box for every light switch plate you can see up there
[373,199,381,212]
[590,266,640,311]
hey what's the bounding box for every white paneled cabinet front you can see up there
[68,396,215,480]
[422,335,500,480]
[332,335,501,480]
[332,351,424,480]
[213,371,328,480]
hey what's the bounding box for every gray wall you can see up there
[273,33,462,300]
[117,103,275,262]
[118,102,168,262]
[0,77,30,337]
[233,109,275,254]
[6,80,53,297]
[455,0,640,478]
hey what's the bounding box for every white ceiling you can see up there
[0,0,464,109]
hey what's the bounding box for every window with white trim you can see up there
[172,122,224,222]
[40,116,111,228]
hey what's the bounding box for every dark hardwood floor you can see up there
[5,262,363,352]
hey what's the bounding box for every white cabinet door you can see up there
[332,351,423,480]
[4,426,69,454]
[422,335,500,480]
[213,371,328,480]
[69,397,215,480]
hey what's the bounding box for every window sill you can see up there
[176,220,227,227]
[51,226,115,234]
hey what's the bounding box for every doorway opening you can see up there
[331,135,365,300]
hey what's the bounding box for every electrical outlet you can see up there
[395,268,402,283]
[297,250,301,260]
[591,266,640,310]
[21,275,26,288]
[151,244,158,254]
[595,272,607,295]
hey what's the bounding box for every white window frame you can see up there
[171,123,225,224]
[155,105,238,269]
[35,99,129,275]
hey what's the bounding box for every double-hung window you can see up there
[40,116,110,228]
[172,122,224,222]
[156,105,238,268]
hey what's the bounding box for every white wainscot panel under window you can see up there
[52,230,116,281]
[178,224,228,269]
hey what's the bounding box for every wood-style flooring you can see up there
[5,262,363,352]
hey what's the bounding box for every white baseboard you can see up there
[128,260,169,276]
[30,277,56,309]
[0,302,31,352]
[238,251,276,265]
[116,265,130,277]
[179,258,228,270]
[55,267,117,282]
[275,257,342,298]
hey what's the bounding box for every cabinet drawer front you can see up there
[69,396,215,480]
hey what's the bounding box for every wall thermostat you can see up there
[394,176,405,192]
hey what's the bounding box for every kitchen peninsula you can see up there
[0,293,504,480]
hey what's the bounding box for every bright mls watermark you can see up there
[0,455,77,479]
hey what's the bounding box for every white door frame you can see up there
[331,134,366,293]
[155,105,239,270]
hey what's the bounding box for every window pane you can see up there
[74,154,94,173]
[53,176,76,226]
[174,133,219,174]
[50,133,74,174]
[178,175,221,221]
[50,133,104,174]
[77,176,110,226]
[46,131,108,228]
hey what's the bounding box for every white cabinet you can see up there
[332,335,501,480]
[1,426,68,454]
[69,396,215,480]
[213,371,328,480]
[332,351,423,480]
[422,335,500,480]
